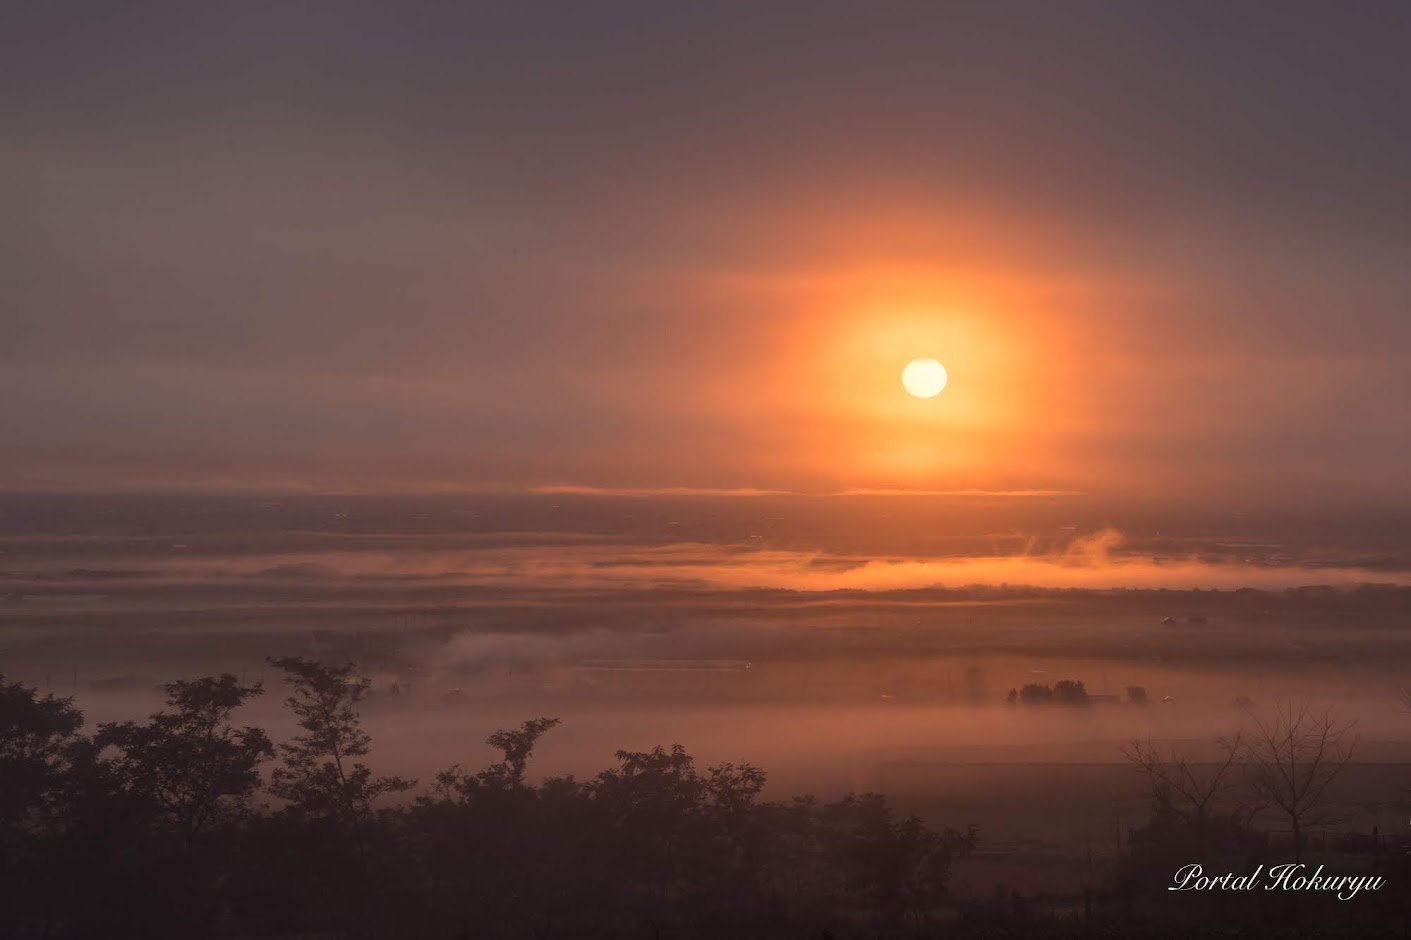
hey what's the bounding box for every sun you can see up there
[901,358,947,398]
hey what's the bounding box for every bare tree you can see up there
[1233,701,1357,862]
[1120,734,1244,850]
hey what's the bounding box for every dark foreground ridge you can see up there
[2,660,1409,938]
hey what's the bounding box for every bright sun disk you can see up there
[901,358,947,398]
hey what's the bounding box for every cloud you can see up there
[837,489,1083,498]
[18,529,1409,595]
[527,485,793,498]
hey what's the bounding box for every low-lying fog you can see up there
[4,491,1411,887]
[12,625,1411,799]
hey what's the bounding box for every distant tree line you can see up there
[1004,678,1093,705]
[1002,680,1157,707]
[0,661,978,939]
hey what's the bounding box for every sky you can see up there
[5,2,1410,506]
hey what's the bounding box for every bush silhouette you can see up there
[0,667,981,938]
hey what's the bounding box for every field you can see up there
[4,492,1411,903]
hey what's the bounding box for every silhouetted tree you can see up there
[99,675,272,858]
[246,658,415,935]
[1053,680,1090,706]
[1018,683,1053,704]
[590,743,708,905]
[0,676,84,830]
[0,677,87,937]
[1234,701,1357,862]
[1,663,1003,937]
[817,793,978,928]
[1121,735,1245,851]
[482,716,560,789]
[416,715,571,931]
[1125,685,1149,705]
[267,657,413,821]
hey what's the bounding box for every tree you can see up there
[1018,683,1053,704]
[816,793,978,928]
[1235,701,1357,862]
[98,674,272,857]
[1126,685,1149,705]
[706,760,768,814]
[1120,734,1245,851]
[584,744,770,914]
[0,678,89,936]
[1112,734,1264,925]
[267,657,413,822]
[432,716,562,799]
[1053,679,1090,706]
[590,743,707,899]
[481,717,560,789]
[0,676,84,830]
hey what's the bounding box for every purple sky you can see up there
[5,2,1410,506]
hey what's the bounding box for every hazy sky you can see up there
[5,2,1410,505]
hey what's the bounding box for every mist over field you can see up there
[6,492,1411,866]
[10,509,1410,936]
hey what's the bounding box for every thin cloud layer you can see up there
[5,4,1410,506]
[10,530,1407,595]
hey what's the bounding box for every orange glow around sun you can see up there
[687,258,1102,493]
